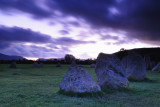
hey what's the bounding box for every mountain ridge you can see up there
[0,53,24,60]
[114,47,160,62]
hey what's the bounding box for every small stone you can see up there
[56,62,61,67]
[10,62,16,68]
[32,62,39,68]
[90,64,96,68]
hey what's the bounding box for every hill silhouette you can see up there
[0,47,160,64]
[114,47,160,63]
[0,53,24,60]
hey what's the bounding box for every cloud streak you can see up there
[0,0,53,19]
[0,25,52,43]
[0,25,96,57]
[50,0,160,43]
[0,0,160,58]
[101,35,119,40]
[0,0,160,44]
[55,37,96,46]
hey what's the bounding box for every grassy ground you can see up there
[0,64,160,107]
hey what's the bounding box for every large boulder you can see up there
[95,53,129,89]
[122,51,146,80]
[59,66,101,93]
[10,62,16,68]
[121,56,128,69]
[152,62,160,72]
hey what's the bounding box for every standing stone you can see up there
[122,51,146,80]
[10,62,16,68]
[144,55,150,69]
[39,63,44,68]
[121,56,128,69]
[152,62,160,72]
[78,64,83,67]
[32,62,38,68]
[56,62,61,67]
[149,61,156,70]
[95,53,129,89]
[59,66,101,93]
[71,61,76,67]
[90,64,96,68]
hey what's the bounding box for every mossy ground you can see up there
[0,64,160,107]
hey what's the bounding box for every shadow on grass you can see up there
[102,88,138,94]
[57,90,104,98]
[12,73,20,75]
[57,88,140,98]
[129,77,157,83]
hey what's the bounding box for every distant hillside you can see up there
[0,53,24,60]
[114,47,160,62]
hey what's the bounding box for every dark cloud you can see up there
[68,21,81,27]
[61,46,70,52]
[0,25,95,46]
[114,0,160,42]
[126,30,160,42]
[0,25,95,51]
[0,0,53,19]
[113,39,131,45]
[59,30,69,35]
[0,42,10,49]
[2,44,71,58]
[50,0,116,26]
[1,44,56,58]
[55,37,96,46]
[0,25,52,43]
[102,36,133,45]
[0,25,52,50]
[50,0,160,43]
[0,0,160,44]
[101,35,119,40]
[30,45,55,52]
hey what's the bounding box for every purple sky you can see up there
[0,0,160,59]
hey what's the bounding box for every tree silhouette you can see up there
[64,54,75,64]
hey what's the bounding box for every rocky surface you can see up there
[122,51,146,80]
[59,66,101,93]
[152,62,160,72]
[95,53,129,89]
[71,61,76,67]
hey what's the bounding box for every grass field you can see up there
[0,64,160,107]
